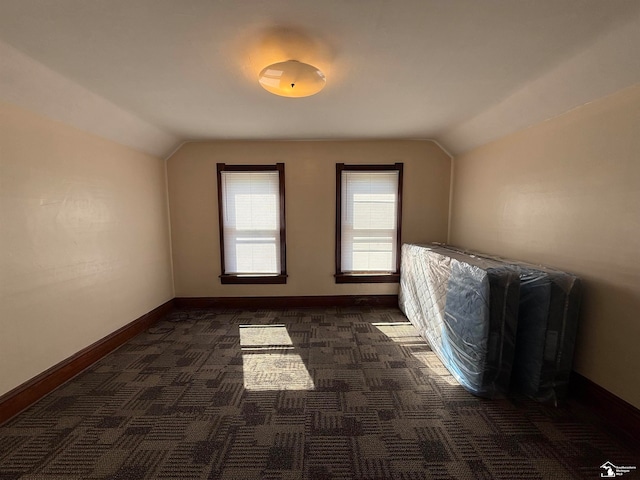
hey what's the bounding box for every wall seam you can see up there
[447,156,455,244]
[163,156,176,298]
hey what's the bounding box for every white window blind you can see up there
[341,170,399,273]
[220,171,281,274]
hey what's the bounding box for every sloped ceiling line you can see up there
[439,10,640,155]
[0,1,639,158]
[0,40,180,158]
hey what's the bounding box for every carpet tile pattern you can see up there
[0,307,638,479]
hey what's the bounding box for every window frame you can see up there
[216,163,287,285]
[334,163,403,284]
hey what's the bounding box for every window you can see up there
[216,163,287,284]
[335,163,403,283]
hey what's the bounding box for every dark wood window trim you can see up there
[335,163,403,284]
[216,163,287,285]
[219,274,287,285]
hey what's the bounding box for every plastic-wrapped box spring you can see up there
[511,266,581,403]
[433,244,582,404]
[399,243,520,398]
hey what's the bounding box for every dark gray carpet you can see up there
[0,307,637,479]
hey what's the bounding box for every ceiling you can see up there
[1,0,639,158]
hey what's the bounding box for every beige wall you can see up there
[167,140,450,297]
[450,84,640,409]
[0,102,174,396]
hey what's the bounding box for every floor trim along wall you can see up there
[0,299,174,426]
[569,372,640,448]
[2,295,638,449]
[173,295,399,309]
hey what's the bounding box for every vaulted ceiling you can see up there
[1,0,639,158]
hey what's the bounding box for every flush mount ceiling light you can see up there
[258,60,326,98]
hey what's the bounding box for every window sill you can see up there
[334,273,400,284]
[220,274,287,285]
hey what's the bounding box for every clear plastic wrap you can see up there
[511,266,581,403]
[432,244,582,404]
[399,243,520,398]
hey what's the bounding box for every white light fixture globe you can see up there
[258,60,326,98]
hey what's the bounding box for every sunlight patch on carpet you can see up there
[240,325,314,390]
[373,322,459,386]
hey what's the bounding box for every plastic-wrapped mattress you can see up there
[432,244,582,404]
[399,243,520,398]
[511,265,581,403]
